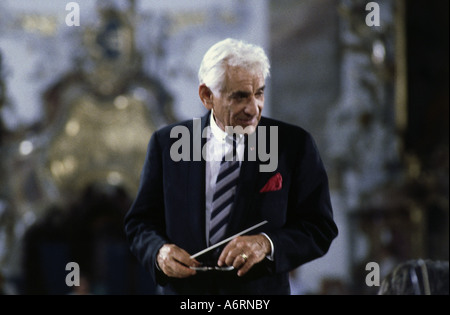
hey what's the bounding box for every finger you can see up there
[232,252,249,269]
[158,244,199,278]
[220,248,252,275]
[237,259,253,277]
[162,244,200,268]
[217,240,234,266]
[222,246,251,269]
[218,237,242,266]
[167,260,196,278]
[172,247,201,268]
[225,247,246,267]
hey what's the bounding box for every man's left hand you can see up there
[217,234,271,277]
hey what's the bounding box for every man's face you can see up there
[210,66,265,134]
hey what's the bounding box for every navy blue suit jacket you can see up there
[124,111,338,294]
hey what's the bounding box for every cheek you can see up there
[217,106,234,126]
[229,111,238,125]
[250,103,263,119]
[258,101,264,112]
[227,105,238,118]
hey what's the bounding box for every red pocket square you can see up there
[260,172,282,193]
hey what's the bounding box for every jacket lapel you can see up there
[186,111,210,249]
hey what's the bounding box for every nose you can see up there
[244,96,259,117]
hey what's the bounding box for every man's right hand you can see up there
[156,244,200,278]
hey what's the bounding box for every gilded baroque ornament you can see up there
[47,93,155,197]
[42,7,174,203]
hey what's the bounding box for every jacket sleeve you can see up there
[265,132,338,274]
[123,131,169,285]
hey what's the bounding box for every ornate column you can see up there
[325,0,407,293]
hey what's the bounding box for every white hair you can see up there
[198,38,270,95]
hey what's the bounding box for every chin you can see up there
[233,124,257,135]
[244,125,257,135]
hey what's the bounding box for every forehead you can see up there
[224,66,265,91]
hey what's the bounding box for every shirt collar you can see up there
[209,110,244,144]
[209,110,227,142]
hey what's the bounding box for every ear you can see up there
[199,84,214,110]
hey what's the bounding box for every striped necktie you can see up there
[209,137,240,245]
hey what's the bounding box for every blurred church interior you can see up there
[0,0,448,294]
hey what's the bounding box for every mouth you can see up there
[237,117,257,126]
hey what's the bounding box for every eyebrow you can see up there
[230,86,265,98]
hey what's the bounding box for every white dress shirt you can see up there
[204,111,245,245]
[205,111,274,259]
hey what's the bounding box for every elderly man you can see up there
[124,38,338,295]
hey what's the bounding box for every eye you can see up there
[232,92,249,100]
[255,91,264,97]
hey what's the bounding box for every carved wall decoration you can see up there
[41,8,174,204]
[330,0,449,294]
[1,4,174,293]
